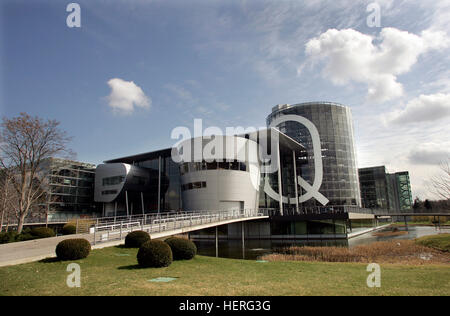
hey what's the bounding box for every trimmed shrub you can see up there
[0,231,18,244]
[16,233,36,242]
[31,227,55,239]
[56,238,91,260]
[62,224,76,235]
[165,237,197,260]
[137,240,173,268]
[125,231,150,248]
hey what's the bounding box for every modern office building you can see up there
[358,166,391,209]
[94,129,305,217]
[94,101,385,239]
[94,148,180,217]
[266,102,361,208]
[358,166,412,211]
[43,158,97,218]
[387,171,413,211]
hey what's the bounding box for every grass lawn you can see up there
[416,234,450,252]
[0,245,449,296]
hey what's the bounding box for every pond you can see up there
[193,225,449,260]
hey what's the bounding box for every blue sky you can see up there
[1,0,449,199]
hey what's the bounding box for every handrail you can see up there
[92,209,268,245]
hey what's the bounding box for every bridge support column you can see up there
[141,192,145,215]
[158,156,161,214]
[292,150,299,215]
[215,226,218,258]
[404,216,408,231]
[277,140,283,216]
[125,191,129,217]
[242,222,245,260]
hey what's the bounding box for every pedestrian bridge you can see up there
[92,209,269,245]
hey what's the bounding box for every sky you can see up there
[0,0,449,200]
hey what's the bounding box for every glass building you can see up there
[266,102,361,208]
[358,166,391,209]
[387,171,413,211]
[359,166,413,211]
[96,148,182,216]
[43,158,97,216]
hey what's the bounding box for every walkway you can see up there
[0,210,268,267]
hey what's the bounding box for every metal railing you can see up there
[92,209,268,245]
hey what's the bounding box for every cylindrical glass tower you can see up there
[267,102,361,207]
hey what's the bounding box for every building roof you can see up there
[104,128,306,164]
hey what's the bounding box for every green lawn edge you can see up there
[0,245,448,296]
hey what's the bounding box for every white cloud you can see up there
[387,93,450,124]
[106,78,151,114]
[302,27,449,102]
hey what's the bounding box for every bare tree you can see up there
[0,113,72,233]
[430,159,450,201]
[0,171,12,232]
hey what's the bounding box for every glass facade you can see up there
[45,158,97,214]
[358,166,390,209]
[387,171,412,211]
[266,102,361,207]
[180,160,247,175]
[133,154,181,212]
[270,219,347,236]
[359,166,413,211]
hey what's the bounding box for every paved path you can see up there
[0,233,124,267]
[0,215,268,267]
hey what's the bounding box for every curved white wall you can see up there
[94,163,130,203]
[179,136,261,212]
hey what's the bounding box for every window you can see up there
[102,176,125,186]
[230,161,239,170]
[101,190,117,195]
[218,162,229,169]
[181,181,207,191]
[192,182,202,189]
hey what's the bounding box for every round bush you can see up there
[62,224,76,235]
[165,237,197,260]
[125,230,150,248]
[56,238,91,260]
[31,227,55,238]
[137,240,173,268]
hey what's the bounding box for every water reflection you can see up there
[348,225,450,247]
[194,239,349,260]
[193,226,449,260]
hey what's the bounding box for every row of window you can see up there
[101,190,118,195]
[180,161,247,175]
[181,181,207,191]
[102,176,125,186]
